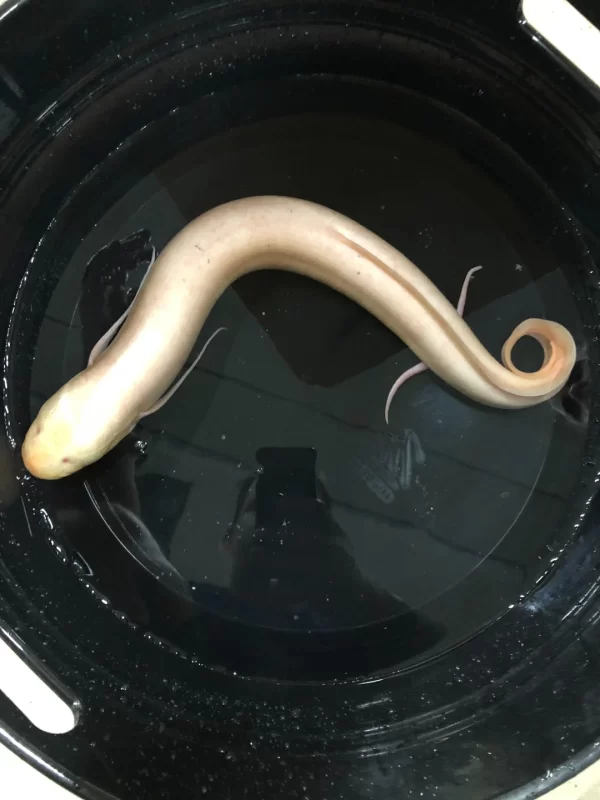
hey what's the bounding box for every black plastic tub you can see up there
[1,1,600,798]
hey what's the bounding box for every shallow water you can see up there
[24,85,587,678]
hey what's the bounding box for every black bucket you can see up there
[1,0,600,798]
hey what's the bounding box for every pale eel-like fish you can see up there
[22,196,576,480]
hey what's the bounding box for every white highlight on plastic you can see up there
[0,0,26,26]
[522,0,600,89]
[0,634,77,734]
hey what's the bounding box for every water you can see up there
[21,87,588,679]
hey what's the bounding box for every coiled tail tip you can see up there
[501,318,577,400]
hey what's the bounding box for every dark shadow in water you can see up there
[26,107,589,680]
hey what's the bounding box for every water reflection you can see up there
[23,109,589,677]
[222,445,432,631]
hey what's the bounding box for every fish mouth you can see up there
[21,429,74,480]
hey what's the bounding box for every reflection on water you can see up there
[354,429,426,504]
[27,106,588,677]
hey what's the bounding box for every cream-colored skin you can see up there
[22,196,576,480]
